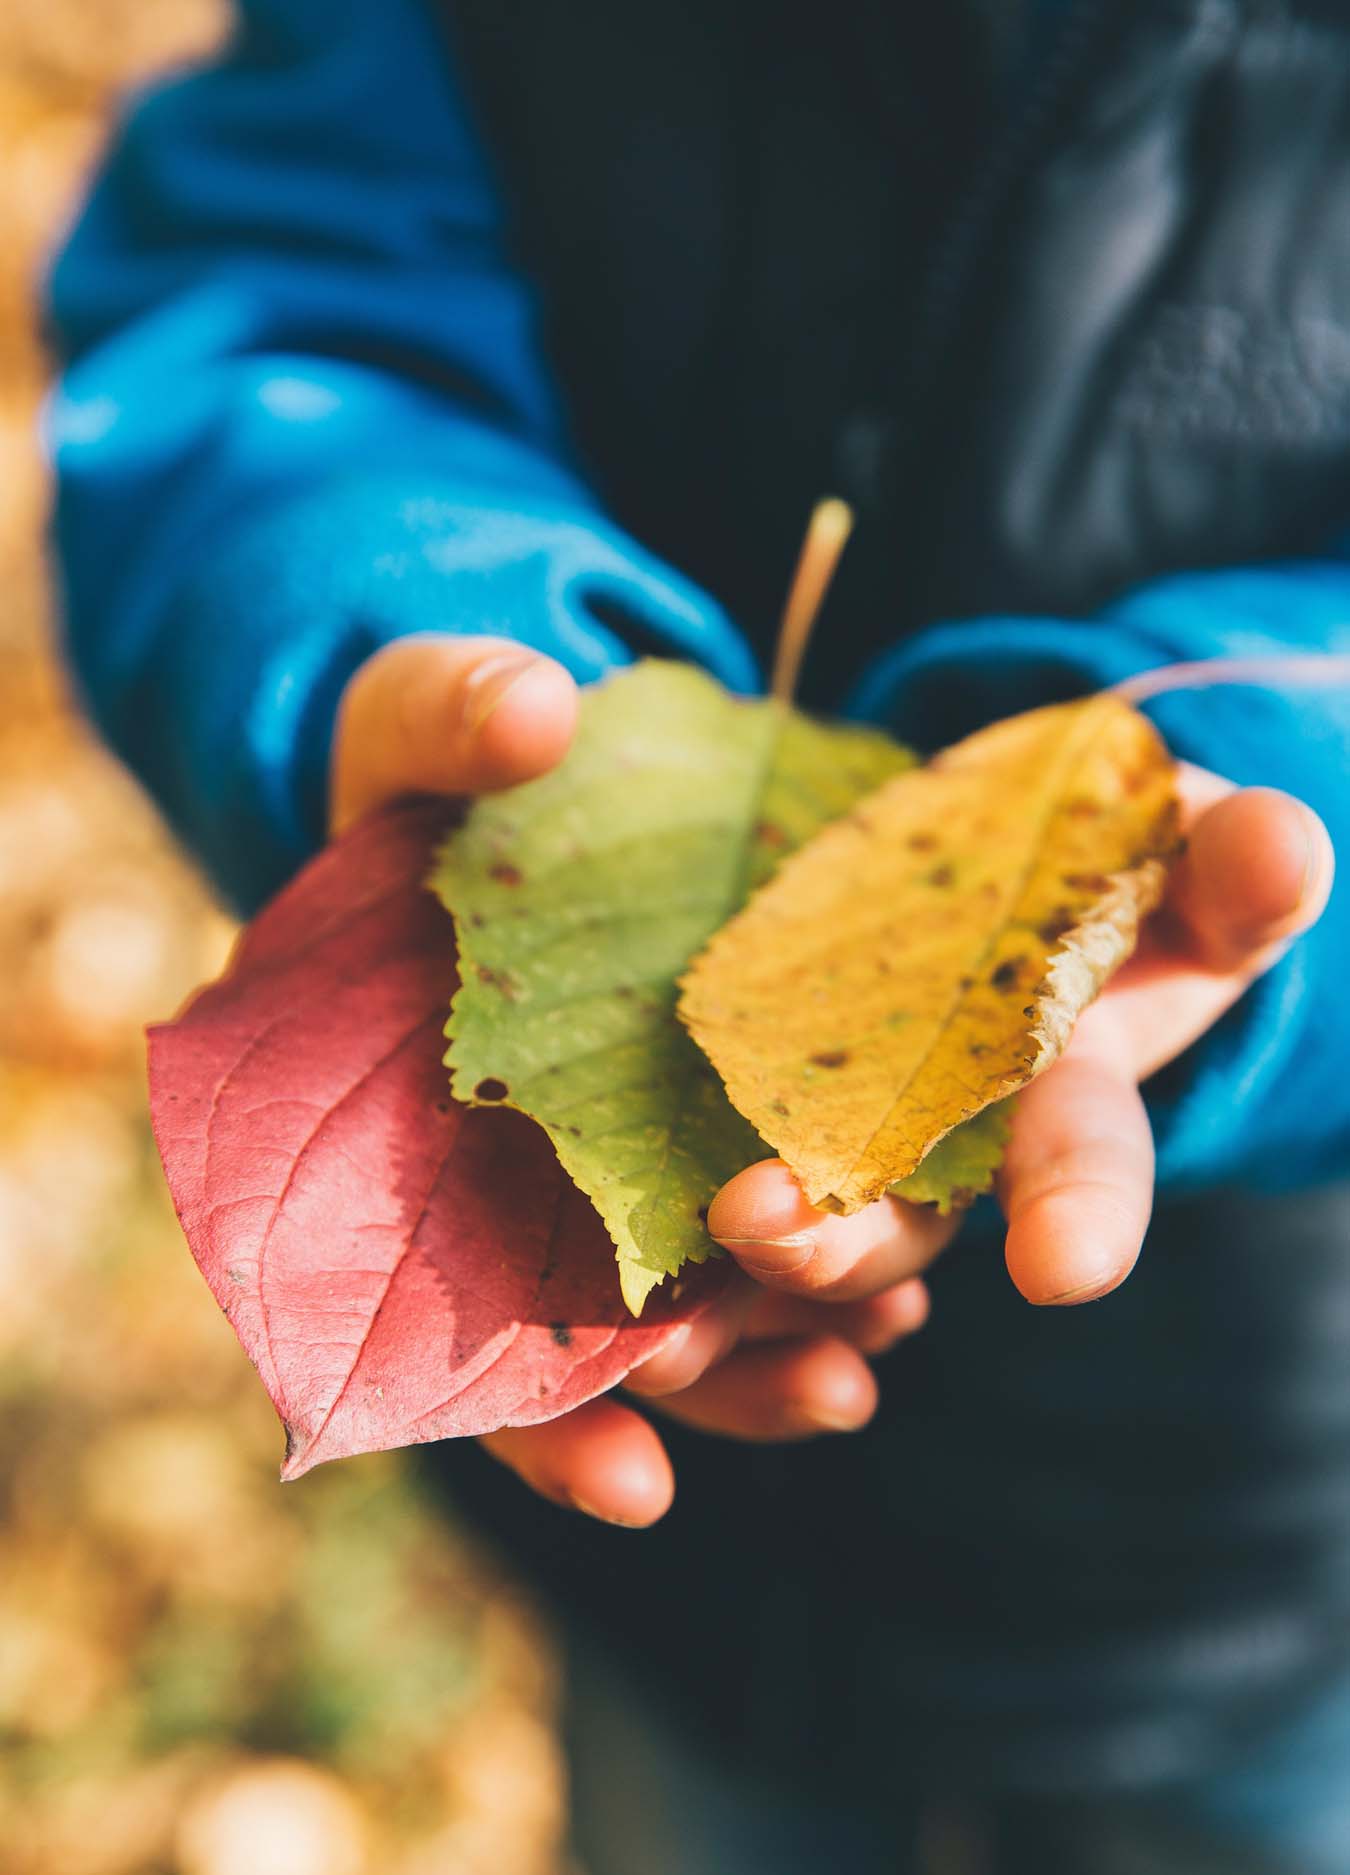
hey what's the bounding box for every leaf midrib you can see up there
[830,705,1106,1196]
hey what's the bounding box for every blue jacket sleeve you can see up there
[45,0,756,913]
[847,565,1350,1194]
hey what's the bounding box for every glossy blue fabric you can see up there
[45,0,1350,1196]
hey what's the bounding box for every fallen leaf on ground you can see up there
[148,801,725,1476]
[435,662,914,1313]
[679,695,1179,1213]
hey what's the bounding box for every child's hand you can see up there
[712,765,1334,1310]
[332,636,933,1521]
[332,643,1333,1527]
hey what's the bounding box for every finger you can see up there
[999,1014,1154,1306]
[649,1335,879,1440]
[1104,779,1335,1079]
[742,1278,931,1353]
[478,1397,673,1527]
[1162,779,1333,974]
[330,634,578,833]
[625,1273,930,1404]
[622,1282,757,1399]
[707,1158,958,1301]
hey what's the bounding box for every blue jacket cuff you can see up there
[116,474,756,912]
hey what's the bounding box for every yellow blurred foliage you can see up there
[0,7,570,1871]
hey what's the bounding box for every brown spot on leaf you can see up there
[1038,907,1075,944]
[755,821,788,848]
[927,863,955,888]
[1064,796,1102,819]
[810,1049,850,1069]
[990,959,1023,990]
[476,964,518,1000]
[489,861,523,886]
[550,1322,572,1347]
[907,831,939,853]
[1064,871,1111,894]
[473,1077,509,1102]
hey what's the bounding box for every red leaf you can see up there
[148,801,724,1479]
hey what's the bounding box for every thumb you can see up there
[1162,778,1334,975]
[330,634,578,834]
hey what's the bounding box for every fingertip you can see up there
[1291,798,1336,929]
[708,1161,827,1280]
[707,1159,813,1245]
[1177,787,1335,967]
[645,1333,878,1440]
[786,1336,879,1432]
[330,636,579,830]
[483,1398,674,1528]
[869,1276,931,1345]
[1226,789,1331,933]
[623,1293,750,1398]
[1004,1190,1140,1307]
[569,1436,675,1529]
[471,653,578,790]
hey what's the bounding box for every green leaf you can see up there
[433,661,914,1313]
[889,1100,1014,1214]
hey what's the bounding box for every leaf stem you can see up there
[770,496,856,704]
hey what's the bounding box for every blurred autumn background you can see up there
[0,5,570,1871]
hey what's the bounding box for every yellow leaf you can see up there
[678,695,1180,1213]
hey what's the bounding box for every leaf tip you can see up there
[278,1424,316,1483]
[619,1264,659,1318]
